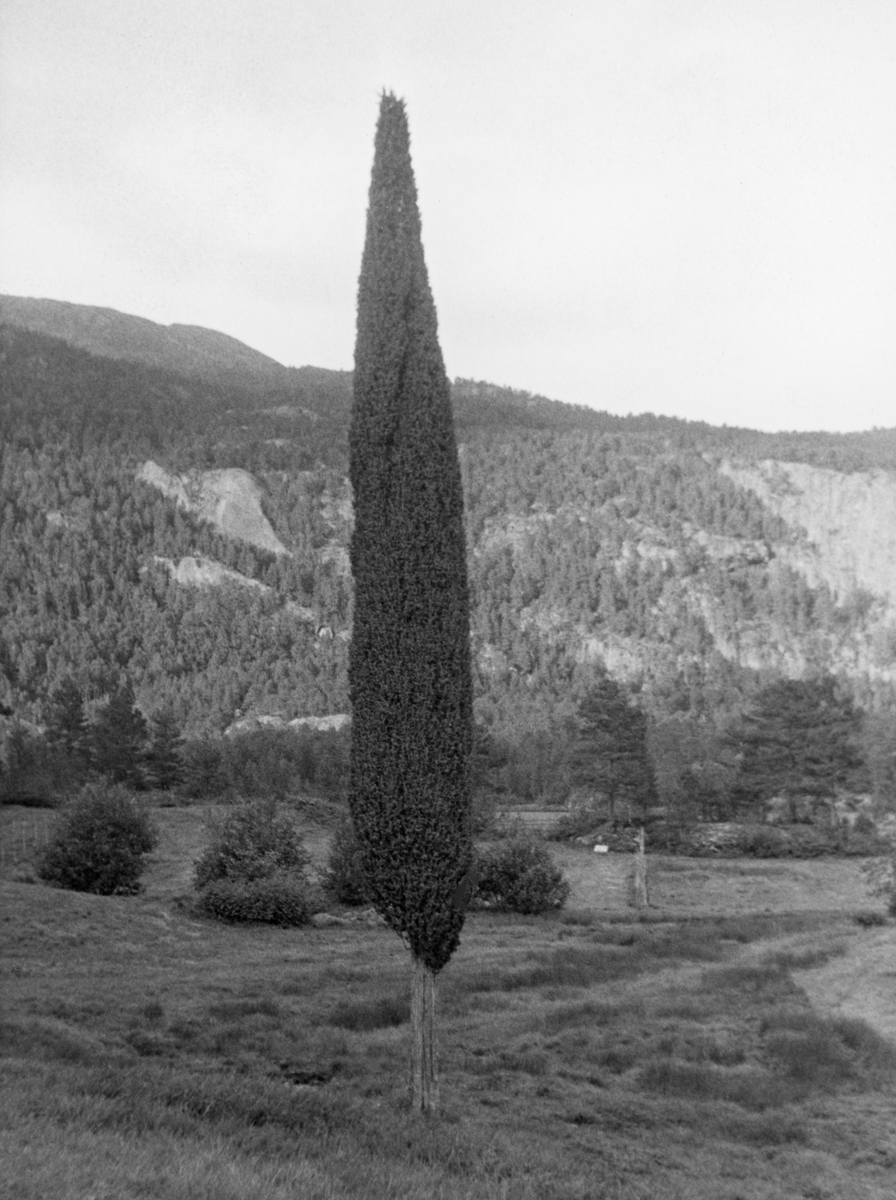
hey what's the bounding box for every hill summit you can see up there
[0,295,286,383]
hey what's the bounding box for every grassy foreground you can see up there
[1,804,895,1200]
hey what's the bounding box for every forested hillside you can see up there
[2,305,896,809]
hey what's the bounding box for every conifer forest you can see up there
[2,301,896,826]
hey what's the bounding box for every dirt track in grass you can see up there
[553,843,896,1046]
[794,926,896,1043]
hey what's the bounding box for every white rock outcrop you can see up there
[224,712,350,737]
[150,555,268,591]
[137,460,289,556]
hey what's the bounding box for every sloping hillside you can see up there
[0,295,286,382]
[1,302,895,776]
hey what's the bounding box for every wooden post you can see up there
[633,825,649,910]
[410,955,439,1113]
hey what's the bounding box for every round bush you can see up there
[323,812,370,906]
[37,782,157,895]
[474,839,570,915]
[193,802,310,890]
[197,873,311,926]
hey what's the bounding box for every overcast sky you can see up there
[1,1,894,433]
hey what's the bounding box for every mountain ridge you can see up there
[0,294,288,384]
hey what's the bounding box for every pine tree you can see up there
[569,671,657,826]
[91,679,148,788]
[728,676,866,821]
[349,92,473,1113]
[44,676,90,770]
[144,706,185,790]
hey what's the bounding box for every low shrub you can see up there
[193,801,314,925]
[548,811,640,850]
[641,820,694,853]
[197,873,311,926]
[829,1015,896,1071]
[322,812,370,906]
[682,822,846,858]
[840,830,895,856]
[739,826,790,857]
[548,806,599,842]
[854,909,888,928]
[473,839,570,915]
[36,781,157,895]
[762,1019,855,1089]
[193,802,310,889]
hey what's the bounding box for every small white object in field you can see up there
[593,844,609,854]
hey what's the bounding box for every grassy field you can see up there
[2,802,895,1200]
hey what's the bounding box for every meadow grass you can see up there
[1,804,894,1200]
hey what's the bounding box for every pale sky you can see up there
[1,0,894,433]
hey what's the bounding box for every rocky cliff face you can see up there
[136,461,289,556]
[713,460,896,686]
[462,456,896,720]
[719,459,896,609]
[132,451,896,713]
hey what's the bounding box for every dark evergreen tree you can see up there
[728,676,866,821]
[348,93,473,1113]
[91,679,148,788]
[144,706,185,790]
[0,721,55,802]
[44,675,90,773]
[568,671,658,826]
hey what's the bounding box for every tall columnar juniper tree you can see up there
[349,93,473,1113]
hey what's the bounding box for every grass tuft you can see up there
[760,1009,896,1087]
[559,908,600,926]
[702,963,786,994]
[325,993,410,1031]
[206,996,282,1020]
[713,1109,809,1146]
[640,1058,800,1110]
[0,1017,106,1066]
[829,1015,896,1070]
[539,999,629,1033]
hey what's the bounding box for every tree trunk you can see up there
[632,825,649,910]
[410,954,438,1113]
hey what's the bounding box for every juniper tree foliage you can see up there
[349,93,473,974]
